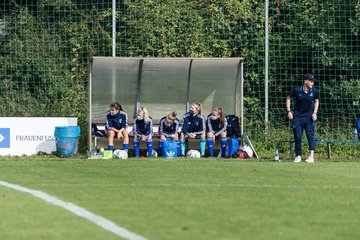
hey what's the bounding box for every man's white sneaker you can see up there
[305,156,314,163]
[293,156,302,163]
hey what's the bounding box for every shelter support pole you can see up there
[240,60,244,135]
[186,59,193,112]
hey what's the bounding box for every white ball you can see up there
[113,149,128,159]
[186,149,201,158]
[146,149,158,158]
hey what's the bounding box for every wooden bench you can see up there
[91,119,162,150]
[91,119,209,151]
[274,139,359,161]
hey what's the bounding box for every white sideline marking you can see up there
[0,181,147,240]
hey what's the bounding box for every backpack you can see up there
[91,123,106,137]
[226,115,241,138]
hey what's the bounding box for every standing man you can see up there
[180,103,206,157]
[286,74,319,163]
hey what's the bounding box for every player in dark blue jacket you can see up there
[206,107,228,157]
[158,112,180,157]
[180,103,206,156]
[286,74,319,163]
[105,102,129,151]
[133,107,153,157]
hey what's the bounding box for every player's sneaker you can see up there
[305,156,314,163]
[293,156,302,163]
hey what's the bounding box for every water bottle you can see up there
[354,128,359,142]
[274,146,280,161]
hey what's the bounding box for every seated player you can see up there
[133,107,153,157]
[105,102,129,152]
[180,103,206,157]
[206,107,228,157]
[158,111,180,156]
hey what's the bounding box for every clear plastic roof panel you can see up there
[92,58,139,120]
[140,59,190,120]
[189,58,242,116]
[91,57,243,122]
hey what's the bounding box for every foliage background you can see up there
[0,0,359,154]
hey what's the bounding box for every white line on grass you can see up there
[0,180,147,240]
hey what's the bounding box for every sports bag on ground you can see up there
[162,139,178,158]
[227,135,240,157]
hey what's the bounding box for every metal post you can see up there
[136,59,144,113]
[240,60,244,136]
[112,0,116,57]
[235,59,242,117]
[111,1,117,100]
[264,0,269,135]
[186,59,193,113]
[88,59,93,150]
[290,142,294,160]
[327,142,331,159]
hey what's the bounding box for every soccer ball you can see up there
[146,149,158,158]
[186,149,201,158]
[113,149,128,159]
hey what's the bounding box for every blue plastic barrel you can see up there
[54,126,81,157]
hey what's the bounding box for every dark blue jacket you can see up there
[134,117,153,137]
[159,116,180,137]
[181,112,205,135]
[105,111,128,130]
[206,114,228,136]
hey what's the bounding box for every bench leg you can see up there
[327,143,331,159]
[290,142,294,160]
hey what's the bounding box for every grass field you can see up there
[1,158,360,240]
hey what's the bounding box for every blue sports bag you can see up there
[228,136,239,157]
[162,139,178,158]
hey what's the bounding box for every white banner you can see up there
[0,117,78,156]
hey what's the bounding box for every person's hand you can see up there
[141,135,147,141]
[287,111,293,120]
[312,112,317,121]
[117,131,123,139]
[186,133,193,138]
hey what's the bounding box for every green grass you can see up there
[1,158,360,240]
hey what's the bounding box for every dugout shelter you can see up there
[89,57,244,149]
